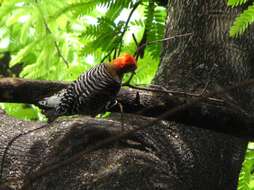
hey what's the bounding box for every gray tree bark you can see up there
[0,0,252,190]
[152,0,254,189]
[155,0,254,111]
[0,110,246,190]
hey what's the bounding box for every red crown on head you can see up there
[112,53,137,71]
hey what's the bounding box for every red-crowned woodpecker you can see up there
[39,53,137,122]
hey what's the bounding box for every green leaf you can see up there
[0,103,44,121]
[228,0,248,7]
[229,4,254,37]
[20,16,32,44]
[0,1,20,23]
[9,41,37,67]
[53,0,99,19]
[238,146,254,190]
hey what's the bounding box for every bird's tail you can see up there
[38,96,61,122]
[38,95,60,108]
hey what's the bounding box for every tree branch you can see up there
[0,77,254,139]
[0,78,68,104]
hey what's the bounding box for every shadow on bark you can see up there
[0,110,247,190]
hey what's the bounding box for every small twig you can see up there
[134,29,147,59]
[113,48,118,60]
[100,48,115,63]
[135,33,192,56]
[100,2,140,67]
[124,33,193,85]
[123,33,142,86]
[35,1,69,67]
[54,41,69,67]
[124,83,224,103]
[200,64,217,96]
[117,1,141,57]
[132,33,139,47]
[122,72,136,86]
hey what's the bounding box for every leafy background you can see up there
[0,0,254,189]
[0,0,166,120]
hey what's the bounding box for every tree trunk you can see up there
[0,1,252,190]
[152,0,254,189]
[155,0,254,111]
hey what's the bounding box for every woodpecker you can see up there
[38,53,137,122]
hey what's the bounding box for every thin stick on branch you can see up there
[135,33,192,56]
[117,1,141,57]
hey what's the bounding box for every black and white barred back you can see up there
[39,63,121,121]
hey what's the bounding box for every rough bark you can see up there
[0,110,246,190]
[0,78,68,104]
[154,0,254,112]
[152,0,254,189]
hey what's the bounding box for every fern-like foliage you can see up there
[144,0,166,58]
[0,0,166,120]
[80,0,166,60]
[237,145,254,190]
[0,0,166,78]
[228,0,249,7]
[228,0,254,37]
